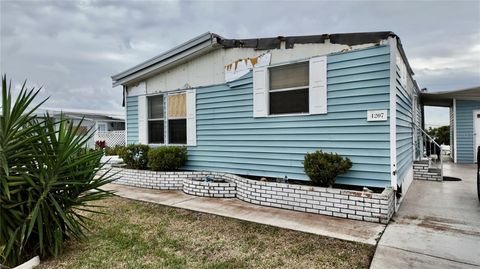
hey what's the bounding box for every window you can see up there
[253,56,326,117]
[148,95,164,143]
[168,119,186,144]
[269,62,309,115]
[167,93,187,144]
[146,92,191,145]
[97,123,107,132]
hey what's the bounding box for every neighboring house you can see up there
[111,31,424,198]
[36,107,126,148]
[421,87,480,163]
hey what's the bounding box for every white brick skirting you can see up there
[183,179,236,198]
[109,167,186,190]
[107,167,395,224]
[413,161,442,181]
[227,174,394,224]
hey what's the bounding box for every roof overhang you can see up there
[111,32,219,87]
[420,86,480,107]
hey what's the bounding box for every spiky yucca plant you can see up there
[0,76,115,267]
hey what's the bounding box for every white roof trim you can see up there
[111,32,217,87]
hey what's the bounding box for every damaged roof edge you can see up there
[112,31,415,87]
[395,37,415,76]
[216,31,396,49]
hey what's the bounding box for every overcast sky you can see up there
[1,0,479,125]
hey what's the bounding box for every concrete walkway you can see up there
[103,183,385,245]
[371,162,480,269]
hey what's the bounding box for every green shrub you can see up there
[104,145,124,156]
[303,150,352,187]
[118,144,150,169]
[148,146,188,171]
[0,76,114,267]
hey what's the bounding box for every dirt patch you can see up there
[399,215,480,237]
[418,217,480,237]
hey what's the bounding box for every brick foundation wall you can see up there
[183,179,236,198]
[107,168,395,224]
[227,174,394,224]
[413,161,441,181]
[109,167,186,190]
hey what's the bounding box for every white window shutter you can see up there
[138,95,148,144]
[186,89,197,146]
[309,56,328,114]
[253,67,268,117]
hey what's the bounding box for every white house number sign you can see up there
[367,110,388,121]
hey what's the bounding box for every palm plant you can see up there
[0,76,115,267]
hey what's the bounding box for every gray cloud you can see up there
[1,0,479,126]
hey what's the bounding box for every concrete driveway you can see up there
[371,161,480,268]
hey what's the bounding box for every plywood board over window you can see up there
[76,126,89,135]
[168,93,186,118]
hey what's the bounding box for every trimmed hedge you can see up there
[303,150,352,187]
[148,146,188,171]
[118,144,150,169]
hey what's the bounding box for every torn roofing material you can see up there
[111,31,412,87]
[216,31,396,49]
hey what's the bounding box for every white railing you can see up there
[94,130,125,147]
[413,124,443,179]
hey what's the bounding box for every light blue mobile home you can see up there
[112,32,423,195]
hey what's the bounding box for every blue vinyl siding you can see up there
[395,67,413,186]
[456,100,480,163]
[126,96,139,144]
[184,45,392,188]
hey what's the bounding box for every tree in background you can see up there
[427,126,450,145]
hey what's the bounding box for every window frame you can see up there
[147,94,165,145]
[267,61,310,116]
[97,122,107,132]
[166,92,187,145]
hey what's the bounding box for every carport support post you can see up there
[453,98,457,163]
[388,36,398,206]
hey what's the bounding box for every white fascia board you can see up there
[112,32,213,80]
[112,38,216,87]
[388,36,398,190]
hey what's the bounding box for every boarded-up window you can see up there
[168,93,186,118]
[76,126,89,135]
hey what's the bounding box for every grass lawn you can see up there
[39,196,375,269]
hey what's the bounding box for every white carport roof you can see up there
[420,86,480,107]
